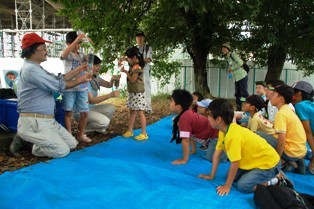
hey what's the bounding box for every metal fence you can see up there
[175,66,314,98]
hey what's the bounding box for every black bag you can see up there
[0,88,17,99]
[242,63,250,73]
[254,184,314,209]
[230,52,250,73]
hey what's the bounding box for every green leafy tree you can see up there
[245,0,314,80]
[56,0,314,94]
[55,0,252,95]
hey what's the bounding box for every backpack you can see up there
[230,52,250,73]
[254,184,314,209]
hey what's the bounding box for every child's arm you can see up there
[122,70,139,83]
[301,121,314,160]
[171,137,189,165]
[65,73,91,89]
[61,34,86,59]
[63,63,87,81]
[216,161,239,196]
[198,149,222,179]
[276,133,286,156]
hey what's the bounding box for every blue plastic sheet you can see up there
[0,116,313,209]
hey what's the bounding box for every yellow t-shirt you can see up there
[216,123,279,170]
[274,104,307,158]
[248,112,275,134]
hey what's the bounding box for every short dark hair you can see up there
[66,31,77,44]
[294,89,314,102]
[21,43,43,59]
[208,99,234,125]
[274,84,294,104]
[266,79,284,87]
[136,31,145,37]
[192,92,204,101]
[255,81,266,87]
[93,55,102,65]
[125,46,145,68]
[171,89,193,110]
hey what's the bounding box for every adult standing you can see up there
[10,33,91,158]
[74,55,119,133]
[221,42,249,110]
[135,31,153,113]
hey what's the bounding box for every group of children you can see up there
[51,30,314,195]
[168,79,314,195]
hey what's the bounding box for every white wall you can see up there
[1,57,314,98]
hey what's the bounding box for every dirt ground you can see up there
[0,95,171,174]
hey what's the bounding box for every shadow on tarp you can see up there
[0,116,313,209]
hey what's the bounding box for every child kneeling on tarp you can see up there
[198,99,292,194]
[169,89,227,165]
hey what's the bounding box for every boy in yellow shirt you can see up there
[272,84,307,173]
[242,94,274,134]
[198,99,292,194]
[258,84,307,174]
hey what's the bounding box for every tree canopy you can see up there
[56,0,314,95]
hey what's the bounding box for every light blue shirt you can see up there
[17,60,66,115]
[88,81,97,109]
[295,100,314,133]
[88,75,103,108]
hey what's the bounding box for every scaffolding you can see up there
[0,0,71,58]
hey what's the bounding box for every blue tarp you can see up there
[0,116,313,209]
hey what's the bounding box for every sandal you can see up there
[134,133,148,141]
[122,131,134,138]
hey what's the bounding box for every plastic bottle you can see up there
[87,47,94,74]
[227,72,233,79]
[112,67,121,91]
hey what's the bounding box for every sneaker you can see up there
[199,145,208,151]
[78,134,92,143]
[305,150,312,160]
[282,162,295,173]
[9,134,24,157]
[122,131,133,138]
[134,133,148,141]
[277,171,294,189]
[309,161,314,175]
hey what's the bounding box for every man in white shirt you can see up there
[136,32,153,113]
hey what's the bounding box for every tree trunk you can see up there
[192,54,210,96]
[183,10,213,97]
[265,45,287,81]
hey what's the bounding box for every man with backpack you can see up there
[221,42,249,110]
[136,31,153,114]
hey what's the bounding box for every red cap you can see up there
[22,33,52,49]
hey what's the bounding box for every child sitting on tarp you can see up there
[257,84,307,174]
[242,94,274,134]
[291,81,314,174]
[198,98,292,194]
[169,89,227,165]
